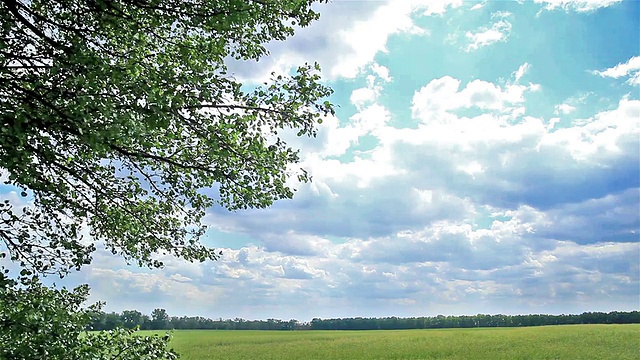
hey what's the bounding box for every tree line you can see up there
[89,308,302,331]
[89,310,640,331]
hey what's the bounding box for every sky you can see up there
[6,0,640,321]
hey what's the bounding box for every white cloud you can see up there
[81,267,223,314]
[470,2,487,11]
[411,73,539,121]
[540,97,640,161]
[371,63,392,82]
[534,0,623,12]
[594,56,640,78]
[555,103,577,114]
[592,56,640,86]
[349,67,391,110]
[410,0,465,16]
[228,0,463,82]
[513,63,531,83]
[458,161,484,178]
[331,2,428,79]
[464,12,512,52]
[313,114,361,157]
[350,86,379,110]
[75,194,639,319]
[628,72,640,86]
[202,70,638,262]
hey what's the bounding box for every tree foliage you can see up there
[0,0,334,278]
[0,0,333,358]
[0,276,178,359]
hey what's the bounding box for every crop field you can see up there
[146,324,640,359]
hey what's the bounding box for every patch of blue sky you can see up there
[473,206,514,230]
[327,133,380,163]
[202,228,257,250]
[325,235,349,245]
[370,0,639,131]
[0,184,18,194]
[524,3,639,115]
[326,79,361,125]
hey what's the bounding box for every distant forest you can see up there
[89,310,640,331]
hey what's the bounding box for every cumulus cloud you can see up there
[330,2,425,79]
[396,100,639,210]
[539,96,639,162]
[200,68,638,278]
[75,205,639,319]
[464,12,513,52]
[227,0,463,82]
[327,0,466,78]
[410,73,539,121]
[533,188,640,244]
[199,64,638,253]
[75,266,223,314]
[345,222,534,270]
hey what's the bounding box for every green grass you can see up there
[145,324,640,360]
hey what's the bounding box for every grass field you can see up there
[146,324,640,359]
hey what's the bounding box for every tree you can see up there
[0,0,333,358]
[121,309,145,329]
[0,277,178,359]
[151,308,170,330]
[0,0,334,278]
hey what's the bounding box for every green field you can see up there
[148,324,640,359]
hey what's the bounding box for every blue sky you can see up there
[5,0,639,320]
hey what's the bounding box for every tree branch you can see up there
[1,0,70,52]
